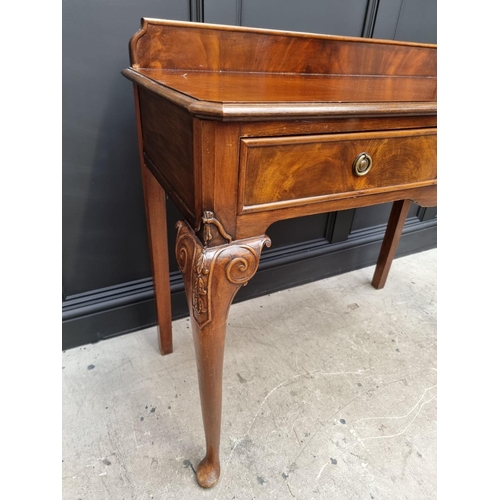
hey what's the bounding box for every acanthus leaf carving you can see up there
[175,221,271,329]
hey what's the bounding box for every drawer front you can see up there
[239,129,436,211]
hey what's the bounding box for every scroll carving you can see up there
[175,221,271,329]
[225,247,260,284]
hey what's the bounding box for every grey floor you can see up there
[62,249,437,500]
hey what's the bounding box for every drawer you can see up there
[239,128,436,211]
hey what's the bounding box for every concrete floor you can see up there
[62,249,437,500]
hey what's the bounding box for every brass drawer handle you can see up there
[353,152,373,177]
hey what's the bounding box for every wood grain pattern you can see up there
[139,88,195,215]
[240,129,436,209]
[124,19,437,489]
[175,221,270,488]
[141,165,173,355]
[134,69,436,104]
[123,68,436,120]
[134,85,173,355]
[131,19,436,76]
[234,184,437,239]
[123,19,436,121]
[372,199,412,290]
[239,115,438,138]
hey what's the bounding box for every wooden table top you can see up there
[123,19,437,120]
[134,68,436,104]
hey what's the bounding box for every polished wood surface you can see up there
[139,88,196,221]
[124,19,437,488]
[134,86,173,355]
[140,166,173,354]
[240,129,436,208]
[372,199,413,290]
[175,222,270,488]
[123,18,436,121]
[124,68,436,119]
[129,18,436,75]
[239,115,438,137]
[134,69,436,104]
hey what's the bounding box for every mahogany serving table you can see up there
[122,18,436,488]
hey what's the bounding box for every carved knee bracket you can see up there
[175,221,271,329]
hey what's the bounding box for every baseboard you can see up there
[62,218,436,351]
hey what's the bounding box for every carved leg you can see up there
[175,221,270,488]
[134,84,173,355]
[371,199,412,290]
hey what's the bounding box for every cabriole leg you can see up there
[175,221,270,488]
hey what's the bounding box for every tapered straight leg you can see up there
[134,84,173,355]
[141,167,173,354]
[371,199,412,290]
[175,221,270,488]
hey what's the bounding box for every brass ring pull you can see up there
[353,152,373,177]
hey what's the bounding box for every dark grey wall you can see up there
[205,0,370,35]
[62,0,437,350]
[62,1,195,347]
[62,1,190,297]
[373,0,437,42]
